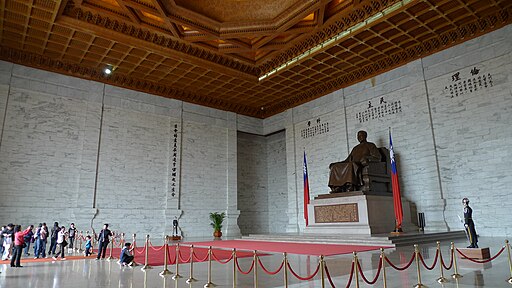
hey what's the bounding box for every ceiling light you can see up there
[104,64,114,75]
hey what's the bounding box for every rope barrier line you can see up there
[134,246,146,255]
[324,261,355,288]
[148,242,165,252]
[235,257,255,274]
[418,249,439,270]
[357,257,382,285]
[211,249,234,264]
[257,258,285,275]
[385,252,415,271]
[167,245,175,265]
[441,247,454,270]
[178,248,192,263]
[324,264,337,288]
[287,261,320,281]
[192,250,210,262]
[456,246,506,264]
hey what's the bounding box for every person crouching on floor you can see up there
[119,242,134,266]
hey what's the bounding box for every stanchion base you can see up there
[159,269,173,277]
[171,273,183,280]
[203,282,216,288]
[413,284,427,288]
[141,265,153,271]
[451,273,463,279]
[436,276,448,283]
[507,277,512,284]
[186,278,198,283]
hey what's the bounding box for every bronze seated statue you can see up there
[328,131,392,194]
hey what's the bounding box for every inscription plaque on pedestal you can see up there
[314,203,359,223]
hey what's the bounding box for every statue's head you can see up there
[357,130,368,143]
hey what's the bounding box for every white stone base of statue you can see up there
[304,192,415,235]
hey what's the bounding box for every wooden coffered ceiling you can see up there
[1,0,511,118]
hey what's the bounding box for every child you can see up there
[84,235,92,257]
[119,242,134,266]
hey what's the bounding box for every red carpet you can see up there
[1,240,388,266]
[183,240,390,256]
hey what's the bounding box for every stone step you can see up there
[241,230,468,248]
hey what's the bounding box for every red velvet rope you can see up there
[287,261,320,281]
[456,246,506,263]
[192,250,210,262]
[257,258,284,275]
[148,242,165,251]
[235,257,255,274]
[211,250,234,264]
[134,245,146,255]
[178,248,192,263]
[324,263,337,288]
[440,249,454,270]
[385,253,415,271]
[324,261,355,288]
[418,249,439,270]
[357,257,382,285]
[167,246,174,265]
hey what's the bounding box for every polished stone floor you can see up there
[0,237,510,287]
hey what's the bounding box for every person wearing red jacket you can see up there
[11,225,32,268]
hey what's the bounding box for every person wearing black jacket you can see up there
[96,224,112,260]
[49,222,59,255]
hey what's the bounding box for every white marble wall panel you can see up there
[266,131,287,233]
[179,121,230,237]
[427,51,512,236]
[237,132,268,234]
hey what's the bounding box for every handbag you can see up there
[22,242,27,248]
[62,239,68,247]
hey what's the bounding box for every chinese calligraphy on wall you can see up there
[300,118,330,139]
[445,67,493,98]
[355,97,402,123]
[170,123,180,197]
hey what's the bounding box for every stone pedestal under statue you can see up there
[304,192,415,235]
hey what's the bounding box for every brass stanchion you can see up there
[506,240,512,284]
[436,241,447,283]
[131,233,138,266]
[320,255,325,288]
[78,231,83,253]
[107,237,114,261]
[253,250,258,288]
[381,248,388,288]
[450,242,462,279]
[283,253,288,288]
[172,243,183,280]
[120,233,125,248]
[353,252,360,288]
[203,246,215,287]
[160,235,173,277]
[232,249,237,288]
[186,245,197,283]
[141,234,152,271]
[413,244,426,288]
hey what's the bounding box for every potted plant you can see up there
[209,212,226,238]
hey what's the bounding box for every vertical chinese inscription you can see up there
[170,123,180,198]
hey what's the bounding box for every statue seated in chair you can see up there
[328,130,391,194]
